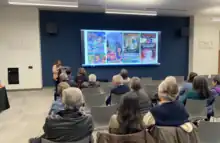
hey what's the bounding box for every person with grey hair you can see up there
[49,82,70,115]
[42,87,93,142]
[120,68,130,85]
[106,74,130,105]
[130,77,152,114]
[142,80,192,132]
[84,74,100,88]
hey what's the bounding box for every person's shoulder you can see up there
[109,114,119,128]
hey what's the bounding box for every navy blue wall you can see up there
[40,10,189,86]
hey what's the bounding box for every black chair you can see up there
[198,121,220,143]
[185,99,206,120]
[91,104,118,130]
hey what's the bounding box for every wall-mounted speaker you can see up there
[8,68,19,84]
[46,22,58,35]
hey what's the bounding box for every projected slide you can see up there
[81,29,160,66]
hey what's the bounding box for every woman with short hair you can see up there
[109,92,146,134]
[130,77,152,114]
[87,74,100,88]
[42,87,93,142]
[180,76,215,120]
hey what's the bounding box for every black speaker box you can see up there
[8,68,19,84]
[46,22,58,35]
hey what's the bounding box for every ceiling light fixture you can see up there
[105,9,157,16]
[8,1,78,8]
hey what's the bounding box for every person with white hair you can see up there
[105,74,130,105]
[142,80,193,132]
[42,87,93,142]
[85,74,100,88]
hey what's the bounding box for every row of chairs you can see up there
[41,121,220,143]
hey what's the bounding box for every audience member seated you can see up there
[74,68,88,88]
[108,93,146,134]
[178,72,198,99]
[49,82,70,115]
[66,68,75,87]
[120,69,130,85]
[179,76,215,120]
[211,75,220,96]
[106,75,130,105]
[130,77,152,113]
[41,87,94,142]
[143,80,192,130]
[59,72,68,82]
[84,74,100,88]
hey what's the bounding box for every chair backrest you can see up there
[211,74,218,79]
[96,130,155,143]
[174,76,185,84]
[185,99,206,118]
[91,104,118,128]
[140,77,152,85]
[200,75,209,79]
[214,96,220,117]
[143,84,158,100]
[111,93,124,104]
[150,125,199,143]
[100,82,112,93]
[84,93,107,109]
[151,80,162,86]
[82,87,104,96]
[41,136,90,143]
[198,121,220,143]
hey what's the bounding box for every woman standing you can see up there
[52,60,62,100]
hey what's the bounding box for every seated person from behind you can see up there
[130,77,152,113]
[74,68,88,88]
[84,74,100,88]
[59,72,69,83]
[106,74,130,105]
[211,75,220,96]
[120,68,130,85]
[49,82,70,115]
[179,76,215,120]
[178,72,198,98]
[144,80,193,132]
[66,68,75,87]
[42,87,93,142]
[109,93,146,134]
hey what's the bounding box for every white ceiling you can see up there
[2,0,220,16]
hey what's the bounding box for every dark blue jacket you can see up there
[105,84,130,105]
[150,101,189,126]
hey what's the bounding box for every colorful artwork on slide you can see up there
[123,33,140,63]
[106,32,123,63]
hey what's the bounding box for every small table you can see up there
[0,87,10,113]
